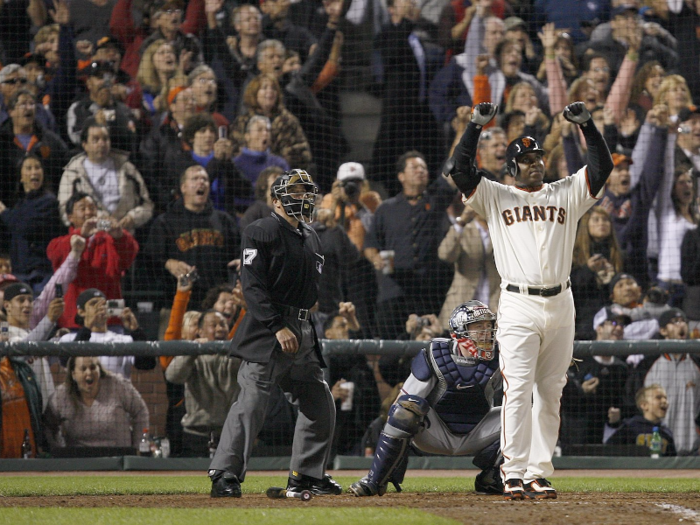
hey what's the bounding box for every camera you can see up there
[106,299,125,317]
[418,316,431,328]
[645,286,669,306]
[340,178,361,200]
[179,269,200,287]
[55,283,63,298]
[97,219,111,231]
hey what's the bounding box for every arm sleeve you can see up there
[446,121,485,195]
[181,0,206,35]
[164,289,192,342]
[113,230,140,271]
[239,225,286,334]
[562,133,585,174]
[164,355,197,384]
[30,252,80,328]
[110,0,136,44]
[581,121,614,196]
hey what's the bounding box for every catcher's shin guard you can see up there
[350,432,410,496]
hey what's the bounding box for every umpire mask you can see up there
[448,301,497,361]
[271,169,318,223]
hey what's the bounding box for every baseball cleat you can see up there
[524,478,557,499]
[503,478,525,500]
[348,477,387,497]
[287,474,342,496]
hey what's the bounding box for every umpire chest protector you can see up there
[411,338,499,434]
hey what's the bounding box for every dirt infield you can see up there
[2,471,700,525]
[2,491,700,525]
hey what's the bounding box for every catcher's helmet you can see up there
[448,300,497,361]
[270,169,318,223]
[505,136,545,178]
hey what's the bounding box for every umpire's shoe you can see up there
[348,477,386,497]
[503,479,525,500]
[287,473,342,496]
[209,470,242,498]
[524,478,557,500]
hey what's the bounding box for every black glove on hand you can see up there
[471,103,499,127]
[563,101,591,125]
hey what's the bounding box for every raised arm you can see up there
[563,102,613,196]
[443,102,498,196]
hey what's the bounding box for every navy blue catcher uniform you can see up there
[350,301,503,497]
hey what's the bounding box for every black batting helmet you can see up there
[505,136,545,177]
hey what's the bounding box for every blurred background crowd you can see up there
[0,0,699,461]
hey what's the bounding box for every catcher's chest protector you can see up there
[428,339,498,434]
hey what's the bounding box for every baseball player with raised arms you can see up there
[349,301,503,497]
[444,102,613,500]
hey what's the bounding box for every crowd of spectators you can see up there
[1,0,700,458]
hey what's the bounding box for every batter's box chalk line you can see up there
[655,503,700,524]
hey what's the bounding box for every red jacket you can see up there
[46,227,139,328]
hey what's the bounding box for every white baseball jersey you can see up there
[464,167,602,287]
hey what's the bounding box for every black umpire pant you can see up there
[209,320,336,482]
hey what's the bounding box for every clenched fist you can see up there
[471,103,498,127]
[563,101,591,125]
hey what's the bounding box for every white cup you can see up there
[379,250,395,275]
[340,381,354,411]
[137,302,154,313]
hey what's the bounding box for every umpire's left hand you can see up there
[276,327,299,354]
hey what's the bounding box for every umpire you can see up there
[209,169,342,498]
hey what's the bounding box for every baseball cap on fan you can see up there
[504,17,526,32]
[337,162,366,182]
[657,307,687,328]
[612,153,633,167]
[677,106,700,124]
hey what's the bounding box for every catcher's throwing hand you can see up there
[471,103,498,127]
[563,101,591,125]
[276,327,299,354]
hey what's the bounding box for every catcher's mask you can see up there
[505,136,545,178]
[448,300,497,361]
[270,169,318,223]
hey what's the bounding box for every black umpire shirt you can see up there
[230,212,325,363]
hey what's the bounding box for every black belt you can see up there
[278,304,310,321]
[505,280,571,298]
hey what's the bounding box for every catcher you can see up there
[349,301,503,497]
